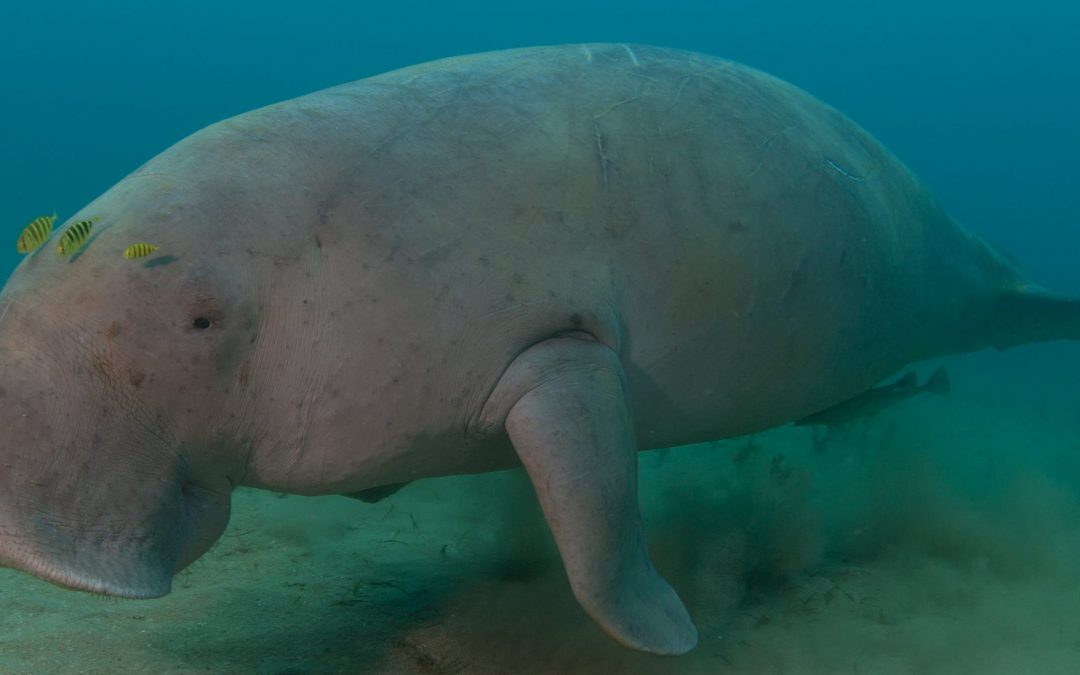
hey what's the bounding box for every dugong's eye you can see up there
[186,294,225,332]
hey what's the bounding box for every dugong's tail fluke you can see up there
[993,287,1080,350]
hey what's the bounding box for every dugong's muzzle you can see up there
[0,343,232,597]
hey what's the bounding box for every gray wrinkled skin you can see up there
[1,44,1077,655]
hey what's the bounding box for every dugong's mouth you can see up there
[6,555,173,599]
[0,481,231,599]
[172,481,233,574]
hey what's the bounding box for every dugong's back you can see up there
[229,43,962,453]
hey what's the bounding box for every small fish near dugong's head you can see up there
[2,44,1079,656]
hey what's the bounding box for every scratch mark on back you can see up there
[748,124,801,177]
[824,158,868,182]
[593,120,611,197]
[593,96,643,121]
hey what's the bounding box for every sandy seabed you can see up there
[4,354,1080,674]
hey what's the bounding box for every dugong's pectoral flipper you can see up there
[479,335,698,655]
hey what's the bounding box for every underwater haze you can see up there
[2,1,1080,673]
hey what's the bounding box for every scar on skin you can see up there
[621,44,640,67]
[824,157,869,182]
[593,96,643,121]
[582,46,593,62]
[673,76,693,104]
[593,120,611,195]
[591,97,644,195]
[748,124,801,177]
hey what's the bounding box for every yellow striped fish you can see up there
[16,212,57,254]
[56,217,98,257]
[122,243,160,260]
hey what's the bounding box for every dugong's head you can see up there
[0,103,339,597]
[0,165,263,596]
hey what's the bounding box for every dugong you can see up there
[1,44,1077,656]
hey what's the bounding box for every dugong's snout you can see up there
[0,480,231,599]
[0,346,233,598]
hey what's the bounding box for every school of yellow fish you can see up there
[15,213,159,260]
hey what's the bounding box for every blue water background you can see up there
[3,1,1078,291]
[2,1,1077,288]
